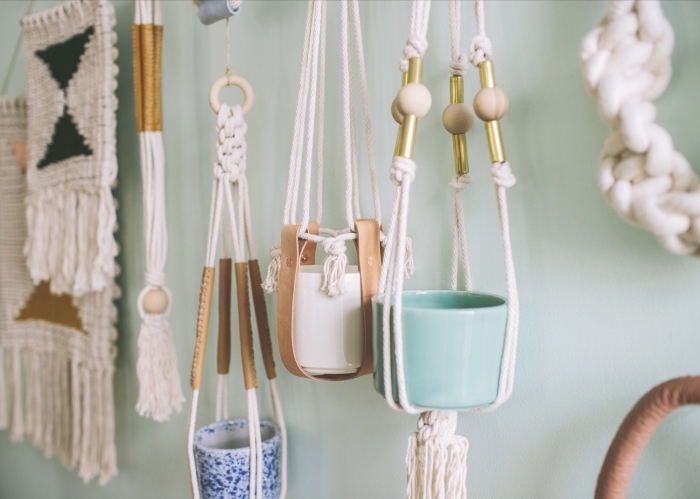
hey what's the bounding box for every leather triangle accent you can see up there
[15,281,87,334]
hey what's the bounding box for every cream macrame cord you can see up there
[581,0,700,256]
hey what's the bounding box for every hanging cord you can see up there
[467,0,519,411]
[264,0,383,298]
[1,0,35,95]
[134,0,185,422]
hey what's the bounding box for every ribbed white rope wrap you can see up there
[264,0,387,297]
[581,0,700,255]
[187,104,287,499]
[133,0,185,424]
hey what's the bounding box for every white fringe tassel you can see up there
[24,185,118,297]
[406,411,468,499]
[0,346,117,485]
[262,243,281,293]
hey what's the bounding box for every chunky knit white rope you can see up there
[187,104,286,499]
[133,0,185,424]
[263,0,385,297]
[581,0,700,256]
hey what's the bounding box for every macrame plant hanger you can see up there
[263,0,388,382]
[379,0,520,497]
[186,16,287,499]
[581,0,700,256]
[133,0,185,423]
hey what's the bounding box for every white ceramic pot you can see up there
[293,265,363,375]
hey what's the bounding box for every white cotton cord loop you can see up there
[448,0,468,76]
[449,174,472,292]
[581,0,700,255]
[468,0,492,67]
[406,411,468,499]
[262,243,282,293]
[270,379,288,499]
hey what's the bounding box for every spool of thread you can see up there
[197,0,240,26]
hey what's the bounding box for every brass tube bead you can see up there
[478,59,506,163]
[393,71,410,157]
[396,58,423,159]
[449,75,469,175]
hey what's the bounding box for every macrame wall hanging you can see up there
[263,0,388,383]
[0,0,122,484]
[187,12,287,499]
[581,0,700,256]
[132,0,185,422]
[378,0,520,497]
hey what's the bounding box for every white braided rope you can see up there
[581,0,700,255]
[265,0,383,297]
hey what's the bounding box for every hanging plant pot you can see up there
[294,265,364,375]
[194,419,282,499]
[373,290,508,410]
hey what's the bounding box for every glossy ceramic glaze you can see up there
[294,265,363,375]
[373,290,508,410]
[193,419,281,499]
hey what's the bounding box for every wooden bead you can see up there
[142,288,169,314]
[442,103,474,135]
[473,87,509,122]
[391,98,403,124]
[396,83,432,118]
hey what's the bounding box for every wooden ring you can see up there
[209,74,254,115]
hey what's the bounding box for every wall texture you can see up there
[1,1,700,497]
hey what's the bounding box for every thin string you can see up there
[1,0,36,95]
[225,18,232,77]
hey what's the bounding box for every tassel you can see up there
[405,236,415,277]
[406,411,468,499]
[135,312,185,422]
[320,237,348,297]
[262,243,282,293]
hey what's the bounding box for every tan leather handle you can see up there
[249,259,276,380]
[190,267,216,390]
[235,262,257,390]
[596,376,700,499]
[217,259,232,375]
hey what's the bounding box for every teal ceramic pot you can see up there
[373,290,508,410]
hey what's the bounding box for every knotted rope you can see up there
[581,0,700,256]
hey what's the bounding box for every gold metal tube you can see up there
[398,115,418,159]
[452,134,469,175]
[395,58,424,159]
[393,71,411,156]
[478,59,496,89]
[485,120,506,163]
[449,76,464,104]
[478,59,506,162]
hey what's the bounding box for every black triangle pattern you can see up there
[37,108,93,169]
[34,26,95,169]
[35,26,95,91]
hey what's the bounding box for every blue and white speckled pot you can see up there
[194,419,282,499]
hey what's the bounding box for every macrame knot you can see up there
[400,33,429,72]
[449,53,469,76]
[416,411,458,443]
[468,34,492,66]
[491,161,516,188]
[262,243,282,293]
[391,156,417,186]
[215,104,247,183]
[449,173,472,192]
[320,236,348,297]
[145,270,165,288]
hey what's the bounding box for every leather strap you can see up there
[249,259,276,380]
[217,258,232,375]
[190,266,216,390]
[277,220,381,381]
[235,262,258,390]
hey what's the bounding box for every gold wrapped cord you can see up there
[132,24,163,132]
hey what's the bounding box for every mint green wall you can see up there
[1,1,700,497]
